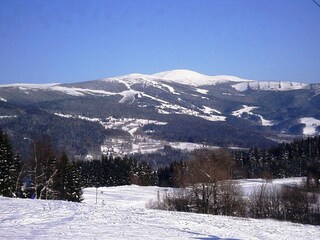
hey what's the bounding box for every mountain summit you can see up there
[152,69,250,86]
[0,70,319,159]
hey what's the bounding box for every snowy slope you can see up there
[1,180,320,240]
[0,69,318,156]
[232,105,273,126]
[0,70,310,92]
[153,69,250,86]
[0,83,59,89]
[300,117,320,135]
[233,81,308,92]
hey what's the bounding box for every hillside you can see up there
[1,180,320,240]
[0,70,320,159]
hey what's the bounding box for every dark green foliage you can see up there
[147,115,275,148]
[134,145,188,168]
[63,161,83,202]
[157,161,189,187]
[46,152,83,202]
[0,128,20,197]
[18,139,83,202]
[4,111,106,159]
[77,155,157,188]
[233,136,320,179]
[54,152,69,200]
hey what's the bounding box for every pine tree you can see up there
[64,161,83,202]
[56,152,69,200]
[136,161,157,186]
[0,129,19,197]
[12,154,23,198]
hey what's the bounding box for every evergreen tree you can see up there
[40,155,59,200]
[136,161,158,186]
[56,152,69,200]
[64,161,83,202]
[0,128,19,197]
[12,154,23,198]
[233,135,320,179]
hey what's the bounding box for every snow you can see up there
[107,70,252,87]
[1,180,320,240]
[78,116,101,122]
[105,117,167,132]
[259,115,274,126]
[232,105,257,117]
[153,69,251,86]
[156,103,226,122]
[170,142,219,151]
[201,106,222,115]
[50,86,117,97]
[141,93,169,104]
[160,83,180,95]
[232,105,273,126]
[157,102,199,116]
[195,88,209,94]
[0,115,17,119]
[200,115,227,122]
[237,177,304,196]
[107,74,180,95]
[233,81,309,92]
[0,84,131,99]
[119,90,139,104]
[54,113,73,118]
[0,71,309,97]
[108,73,156,85]
[300,117,320,135]
[157,109,171,114]
[0,97,7,102]
[0,83,59,89]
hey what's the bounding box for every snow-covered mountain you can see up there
[0,70,319,158]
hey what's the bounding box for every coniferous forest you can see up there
[1,127,320,224]
[0,129,83,202]
[0,128,157,202]
[232,136,320,180]
[157,136,320,188]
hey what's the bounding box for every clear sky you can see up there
[0,0,320,84]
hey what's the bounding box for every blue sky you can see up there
[0,0,320,84]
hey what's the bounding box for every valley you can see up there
[0,70,319,159]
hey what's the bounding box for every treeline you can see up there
[0,128,157,202]
[154,149,320,225]
[2,125,320,224]
[77,155,158,187]
[233,136,320,179]
[0,130,83,202]
[147,115,275,148]
[155,181,320,225]
[155,136,320,188]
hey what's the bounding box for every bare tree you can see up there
[218,180,245,216]
[179,149,234,214]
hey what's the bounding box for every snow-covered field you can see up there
[1,179,320,240]
[300,117,320,135]
[232,105,273,126]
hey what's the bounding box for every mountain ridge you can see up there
[0,69,319,159]
[0,69,311,90]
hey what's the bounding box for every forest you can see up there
[0,127,319,224]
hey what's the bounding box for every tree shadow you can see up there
[193,235,240,240]
[175,227,241,240]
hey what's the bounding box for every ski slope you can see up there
[0,180,320,239]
